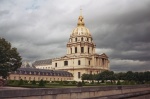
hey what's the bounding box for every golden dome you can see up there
[71,15,91,36]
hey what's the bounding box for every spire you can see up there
[77,9,85,26]
[80,8,82,16]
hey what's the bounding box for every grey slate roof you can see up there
[11,68,73,77]
[32,59,52,66]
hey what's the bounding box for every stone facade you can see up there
[8,68,73,81]
[33,14,109,81]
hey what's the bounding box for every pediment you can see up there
[61,55,69,59]
[100,53,108,58]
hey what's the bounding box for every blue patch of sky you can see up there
[25,0,41,11]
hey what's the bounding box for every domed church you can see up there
[33,13,109,81]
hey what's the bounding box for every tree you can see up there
[0,38,22,79]
[97,70,114,83]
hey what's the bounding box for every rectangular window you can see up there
[78,72,81,78]
[55,63,57,67]
[78,60,81,65]
[88,47,90,53]
[81,47,84,53]
[89,61,90,65]
[75,47,77,53]
[64,61,68,66]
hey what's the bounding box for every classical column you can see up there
[92,56,95,66]
[98,58,100,66]
[77,45,80,53]
[84,46,87,53]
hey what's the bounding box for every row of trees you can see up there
[82,70,150,84]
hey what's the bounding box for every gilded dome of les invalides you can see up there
[71,15,91,37]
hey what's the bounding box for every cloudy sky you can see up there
[0,0,150,72]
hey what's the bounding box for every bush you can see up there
[91,80,94,84]
[63,81,69,84]
[117,80,121,85]
[72,81,77,85]
[130,80,136,85]
[82,80,85,85]
[97,81,100,84]
[18,79,24,85]
[77,82,82,87]
[101,79,104,83]
[39,79,45,87]
[32,80,36,85]
[59,80,63,85]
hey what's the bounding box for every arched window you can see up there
[87,38,89,41]
[78,60,81,65]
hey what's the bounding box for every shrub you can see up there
[117,80,121,85]
[59,80,63,85]
[32,80,36,85]
[18,79,24,85]
[101,79,104,83]
[82,80,85,85]
[91,80,94,84]
[77,82,82,87]
[72,81,77,85]
[63,81,69,84]
[39,79,45,87]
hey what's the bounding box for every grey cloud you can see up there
[0,0,150,72]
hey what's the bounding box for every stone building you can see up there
[33,14,109,81]
[8,68,73,81]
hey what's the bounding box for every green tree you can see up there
[0,38,22,79]
[97,70,114,83]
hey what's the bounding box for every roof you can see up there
[32,59,52,66]
[11,68,73,77]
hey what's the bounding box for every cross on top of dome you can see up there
[77,9,85,26]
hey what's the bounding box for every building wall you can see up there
[8,74,73,81]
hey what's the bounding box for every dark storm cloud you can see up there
[0,0,150,72]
